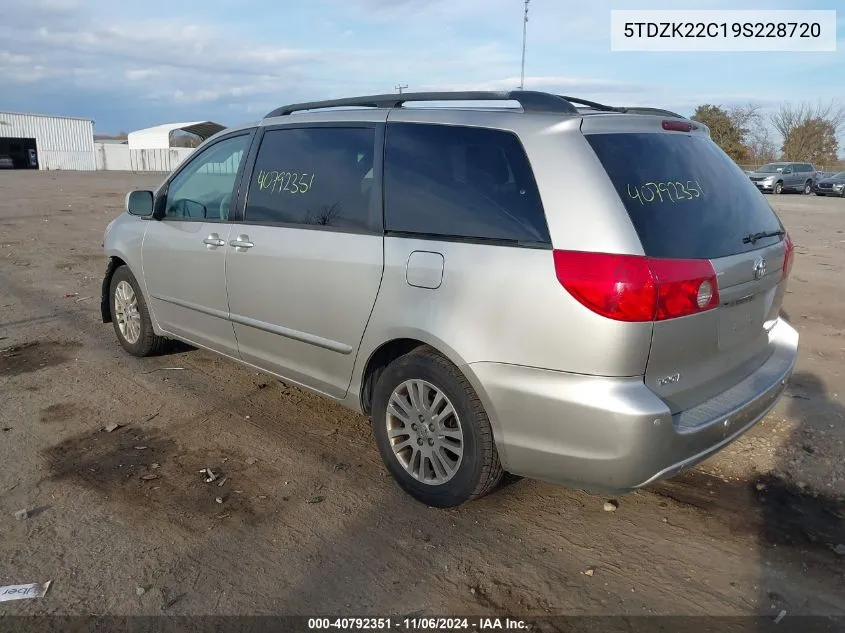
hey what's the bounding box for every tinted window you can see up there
[586,133,783,259]
[165,134,249,221]
[245,127,377,231]
[384,123,550,245]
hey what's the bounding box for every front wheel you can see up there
[109,265,169,357]
[804,181,813,195]
[774,181,783,195]
[371,346,503,507]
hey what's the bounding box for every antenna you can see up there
[520,0,530,90]
[395,84,408,94]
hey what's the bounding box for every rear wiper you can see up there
[742,229,785,244]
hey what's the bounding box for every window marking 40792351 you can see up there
[626,180,705,205]
[256,170,316,194]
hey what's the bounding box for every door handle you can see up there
[203,233,226,248]
[229,234,254,249]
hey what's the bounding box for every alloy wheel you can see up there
[385,379,464,485]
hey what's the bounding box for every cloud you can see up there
[125,69,159,81]
[424,76,647,95]
[0,51,32,67]
[0,2,329,128]
[0,0,840,135]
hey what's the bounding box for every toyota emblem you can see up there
[753,257,767,280]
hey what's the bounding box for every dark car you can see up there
[814,171,845,197]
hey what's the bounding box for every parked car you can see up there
[0,155,14,169]
[814,171,845,197]
[747,162,816,194]
[101,91,798,507]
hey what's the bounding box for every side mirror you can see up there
[125,190,154,216]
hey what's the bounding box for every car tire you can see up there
[774,181,783,195]
[109,265,169,357]
[803,181,812,195]
[371,346,503,507]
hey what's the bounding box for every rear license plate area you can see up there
[718,294,766,349]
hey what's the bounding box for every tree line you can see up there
[691,101,845,167]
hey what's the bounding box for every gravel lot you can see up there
[0,171,843,618]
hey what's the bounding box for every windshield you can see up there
[585,132,784,259]
[757,164,785,173]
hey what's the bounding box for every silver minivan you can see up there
[102,91,799,507]
[748,161,817,195]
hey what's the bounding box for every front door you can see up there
[784,164,800,190]
[141,132,252,355]
[226,123,385,398]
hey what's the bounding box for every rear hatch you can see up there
[582,118,793,412]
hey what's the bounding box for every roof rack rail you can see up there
[558,95,623,112]
[264,90,580,118]
[619,106,686,118]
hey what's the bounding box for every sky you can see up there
[0,0,843,140]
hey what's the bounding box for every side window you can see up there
[164,134,249,221]
[384,123,550,245]
[244,127,377,232]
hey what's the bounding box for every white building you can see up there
[127,121,224,150]
[0,111,95,170]
[93,121,224,173]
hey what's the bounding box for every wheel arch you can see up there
[101,255,127,323]
[357,332,471,417]
[101,254,159,333]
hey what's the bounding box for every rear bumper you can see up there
[466,318,798,493]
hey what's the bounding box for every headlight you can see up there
[762,177,774,183]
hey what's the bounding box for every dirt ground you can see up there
[0,171,843,619]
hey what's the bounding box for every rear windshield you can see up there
[586,133,784,259]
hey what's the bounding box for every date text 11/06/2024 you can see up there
[307,617,529,630]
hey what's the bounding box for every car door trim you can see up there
[228,312,353,354]
[150,293,230,321]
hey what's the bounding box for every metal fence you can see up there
[94,143,195,172]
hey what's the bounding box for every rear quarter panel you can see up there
[350,111,657,402]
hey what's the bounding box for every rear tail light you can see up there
[553,250,720,322]
[782,233,794,278]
